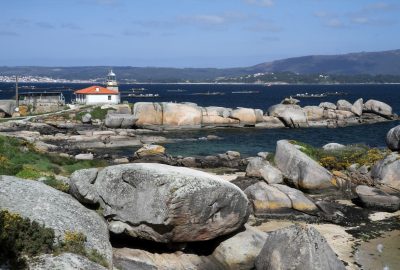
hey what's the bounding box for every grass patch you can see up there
[289,140,388,171]
[0,135,106,182]
[75,106,115,121]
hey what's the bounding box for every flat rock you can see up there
[386,125,400,151]
[75,153,94,160]
[29,253,107,270]
[354,185,400,212]
[274,140,336,191]
[245,157,283,184]
[0,176,112,265]
[72,164,249,243]
[255,224,346,270]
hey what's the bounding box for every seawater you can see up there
[1,83,399,156]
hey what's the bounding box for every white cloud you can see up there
[244,0,274,7]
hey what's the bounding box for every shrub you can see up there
[42,176,70,193]
[15,165,43,179]
[0,210,55,269]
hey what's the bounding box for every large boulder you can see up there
[351,98,363,116]
[71,164,249,243]
[105,113,137,128]
[267,104,308,128]
[0,176,112,265]
[386,125,400,151]
[363,99,393,118]
[245,157,283,184]
[69,168,100,205]
[319,102,336,110]
[0,100,16,116]
[245,182,317,216]
[274,140,336,191]
[371,152,400,190]
[255,225,346,270]
[303,106,324,121]
[162,102,202,129]
[231,107,258,125]
[336,99,352,112]
[354,185,400,212]
[133,102,163,128]
[212,225,268,270]
[202,106,239,126]
[113,248,218,270]
[29,253,108,270]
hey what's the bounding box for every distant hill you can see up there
[1,49,400,82]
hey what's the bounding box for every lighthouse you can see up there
[106,69,119,91]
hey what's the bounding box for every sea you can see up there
[1,82,400,156]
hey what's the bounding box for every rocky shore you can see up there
[1,120,400,269]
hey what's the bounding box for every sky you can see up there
[0,0,399,67]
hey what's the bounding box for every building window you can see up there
[108,95,111,100]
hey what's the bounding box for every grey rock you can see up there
[358,164,369,175]
[105,113,137,128]
[226,150,241,160]
[371,152,400,190]
[255,224,346,270]
[0,176,112,265]
[113,248,219,270]
[212,225,268,270]
[386,125,400,151]
[271,184,318,214]
[364,99,393,118]
[267,104,308,128]
[322,143,345,151]
[82,164,249,242]
[319,102,337,110]
[304,106,324,121]
[257,151,270,159]
[0,100,16,116]
[245,157,283,184]
[180,156,198,167]
[74,153,94,160]
[336,99,352,112]
[274,140,335,191]
[69,168,100,205]
[29,253,108,270]
[351,98,363,116]
[355,185,400,212]
[133,102,163,128]
[81,113,92,124]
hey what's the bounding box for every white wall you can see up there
[84,94,120,105]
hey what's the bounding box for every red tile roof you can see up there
[74,85,119,95]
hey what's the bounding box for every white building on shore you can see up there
[74,70,120,105]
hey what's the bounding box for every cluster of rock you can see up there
[102,99,396,130]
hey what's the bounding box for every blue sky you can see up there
[0,0,399,67]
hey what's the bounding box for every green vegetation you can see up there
[290,140,388,171]
[75,106,115,121]
[0,210,55,269]
[0,210,108,269]
[0,135,106,190]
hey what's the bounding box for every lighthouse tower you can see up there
[106,69,119,91]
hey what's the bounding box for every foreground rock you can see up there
[0,176,112,265]
[386,125,400,151]
[255,224,346,270]
[70,164,249,242]
[274,140,336,191]
[113,248,218,270]
[244,182,318,216]
[354,185,400,212]
[371,152,400,190]
[29,253,107,270]
[245,157,283,184]
[212,225,268,270]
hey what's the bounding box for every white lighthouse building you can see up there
[74,70,121,105]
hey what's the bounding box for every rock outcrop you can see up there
[274,140,336,191]
[70,164,250,243]
[386,125,400,151]
[255,225,346,270]
[245,157,283,184]
[0,176,112,265]
[354,185,400,212]
[371,152,400,190]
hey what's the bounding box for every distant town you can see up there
[0,75,99,84]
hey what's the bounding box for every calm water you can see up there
[1,83,399,156]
